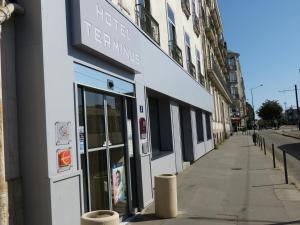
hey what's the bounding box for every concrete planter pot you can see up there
[81,210,119,225]
[154,174,177,218]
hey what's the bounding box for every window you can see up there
[196,110,204,143]
[229,71,237,82]
[196,49,204,85]
[167,5,176,43]
[148,96,173,158]
[185,33,191,63]
[192,0,196,16]
[149,98,161,153]
[185,33,194,76]
[206,113,212,140]
[228,57,236,70]
[231,86,239,99]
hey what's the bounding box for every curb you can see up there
[281,133,300,140]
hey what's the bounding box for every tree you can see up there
[257,100,283,122]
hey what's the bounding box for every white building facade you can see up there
[0,0,228,224]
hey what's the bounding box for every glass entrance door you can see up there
[77,87,129,216]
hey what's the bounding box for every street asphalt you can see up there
[257,129,300,187]
[123,135,300,225]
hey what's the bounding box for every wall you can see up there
[14,0,214,224]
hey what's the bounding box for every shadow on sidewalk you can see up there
[278,143,300,161]
[188,216,300,225]
[129,213,163,222]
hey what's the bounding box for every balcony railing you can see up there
[181,0,191,18]
[136,4,160,45]
[229,78,238,83]
[205,16,216,45]
[169,40,183,66]
[200,6,207,26]
[232,94,240,100]
[187,60,196,78]
[198,72,205,86]
[208,58,231,98]
[193,15,200,37]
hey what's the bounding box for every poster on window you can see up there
[112,164,126,206]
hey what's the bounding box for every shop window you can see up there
[206,113,212,140]
[148,97,173,158]
[196,110,204,143]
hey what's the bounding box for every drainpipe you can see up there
[0,2,23,225]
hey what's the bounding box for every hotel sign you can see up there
[72,0,141,72]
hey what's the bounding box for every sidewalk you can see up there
[126,135,300,225]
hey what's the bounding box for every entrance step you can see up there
[182,161,191,170]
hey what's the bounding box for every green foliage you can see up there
[257,100,283,121]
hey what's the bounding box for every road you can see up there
[257,129,300,185]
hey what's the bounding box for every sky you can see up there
[218,0,300,116]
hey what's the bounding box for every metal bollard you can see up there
[263,138,266,155]
[283,151,288,184]
[272,144,276,168]
[260,137,262,150]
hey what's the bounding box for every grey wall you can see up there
[15,0,52,224]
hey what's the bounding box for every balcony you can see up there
[228,64,237,71]
[181,0,191,19]
[207,58,231,101]
[198,72,205,86]
[232,93,240,100]
[187,60,196,78]
[210,2,222,34]
[229,78,238,83]
[169,40,183,66]
[200,6,207,26]
[205,16,216,45]
[214,45,225,67]
[136,4,160,45]
[193,15,201,37]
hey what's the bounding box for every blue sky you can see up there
[218,0,300,115]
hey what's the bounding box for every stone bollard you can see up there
[155,174,177,218]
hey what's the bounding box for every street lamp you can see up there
[251,84,263,132]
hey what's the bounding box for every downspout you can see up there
[0,2,23,225]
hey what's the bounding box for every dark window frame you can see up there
[206,113,212,140]
[196,110,204,143]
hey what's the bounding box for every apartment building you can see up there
[227,51,247,131]
[0,0,222,224]
[200,0,232,143]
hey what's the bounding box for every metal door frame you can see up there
[75,84,134,214]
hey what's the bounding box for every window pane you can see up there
[196,110,204,142]
[107,95,124,145]
[89,150,109,211]
[81,154,89,212]
[167,5,175,24]
[86,90,106,149]
[149,98,161,153]
[110,147,128,215]
[206,113,212,140]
